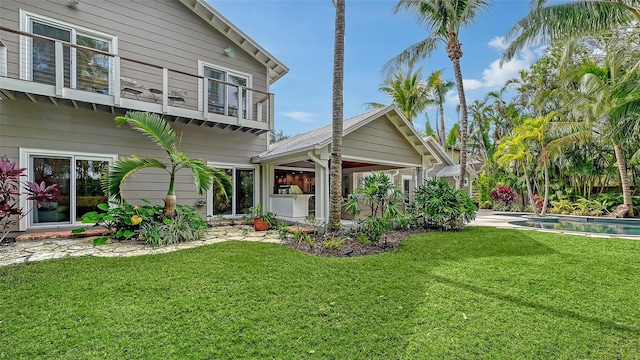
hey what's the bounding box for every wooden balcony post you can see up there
[55,41,64,96]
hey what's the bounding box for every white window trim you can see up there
[207,163,259,218]
[197,60,252,117]
[18,148,117,231]
[19,10,118,89]
[402,175,413,204]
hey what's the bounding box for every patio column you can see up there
[417,155,430,185]
[308,149,329,223]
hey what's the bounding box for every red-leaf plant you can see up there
[0,156,61,242]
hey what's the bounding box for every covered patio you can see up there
[252,105,458,222]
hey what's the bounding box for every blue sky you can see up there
[211,0,542,136]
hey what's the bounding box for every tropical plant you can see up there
[352,172,403,218]
[489,185,518,208]
[365,66,436,123]
[428,69,455,146]
[104,112,232,218]
[79,201,207,246]
[0,157,61,243]
[389,0,491,189]
[360,216,392,243]
[412,178,477,230]
[503,0,640,64]
[329,0,346,233]
[504,0,640,216]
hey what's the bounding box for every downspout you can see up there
[307,151,325,168]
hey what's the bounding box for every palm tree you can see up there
[503,0,640,64]
[328,0,345,233]
[365,66,435,123]
[427,69,455,147]
[389,0,491,189]
[104,112,232,218]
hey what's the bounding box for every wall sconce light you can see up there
[224,46,235,58]
[67,0,79,6]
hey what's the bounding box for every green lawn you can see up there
[1,227,639,359]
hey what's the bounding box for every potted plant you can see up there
[247,203,277,231]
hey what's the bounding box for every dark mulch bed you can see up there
[284,229,427,257]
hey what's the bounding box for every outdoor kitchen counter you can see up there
[270,194,314,222]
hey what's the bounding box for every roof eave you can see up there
[179,0,289,83]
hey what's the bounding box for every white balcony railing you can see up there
[0,27,274,133]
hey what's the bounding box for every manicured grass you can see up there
[1,227,639,359]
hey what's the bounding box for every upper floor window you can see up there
[199,61,251,119]
[21,11,116,94]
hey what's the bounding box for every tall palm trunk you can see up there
[522,162,540,217]
[541,162,549,215]
[438,105,446,147]
[328,0,345,232]
[613,143,634,217]
[449,43,468,189]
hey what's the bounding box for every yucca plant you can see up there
[104,112,232,218]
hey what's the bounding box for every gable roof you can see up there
[178,0,288,84]
[253,105,454,165]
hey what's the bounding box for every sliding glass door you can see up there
[211,167,255,217]
[28,152,112,227]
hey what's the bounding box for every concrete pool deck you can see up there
[469,209,640,240]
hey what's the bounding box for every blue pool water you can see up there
[510,217,640,237]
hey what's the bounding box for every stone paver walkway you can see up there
[0,225,282,267]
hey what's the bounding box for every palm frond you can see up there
[503,0,636,62]
[383,36,442,75]
[102,157,167,203]
[115,112,177,154]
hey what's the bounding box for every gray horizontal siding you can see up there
[0,99,266,210]
[342,119,422,165]
[0,0,268,91]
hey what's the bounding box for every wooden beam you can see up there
[48,96,57,106]
[25,93,36,103]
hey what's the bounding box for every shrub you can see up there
[1,157,61,242]
[322,236,344,249]
[412,178,477,230]
[304,234,316,249]
[548,199,574,214]
[360,216,391,243]
[490,185,518,207]
[79,201,207,246]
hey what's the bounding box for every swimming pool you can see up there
[510,216,640,237]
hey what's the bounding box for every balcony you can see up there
[0,27,274,135]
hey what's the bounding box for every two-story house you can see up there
[0,0,287,231]
[1,0,465,232]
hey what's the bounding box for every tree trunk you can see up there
[164,194,177,218]
[448,35,468,190]
[522,164,540,217]
[439,105,446,147]
[328,0,345,233]
[613,143,634,217]
[541,162,550,215]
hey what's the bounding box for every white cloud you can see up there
[460,41,542,93]
[282,111,318,123]
[462,79,484,91]
[488,36,508,50]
